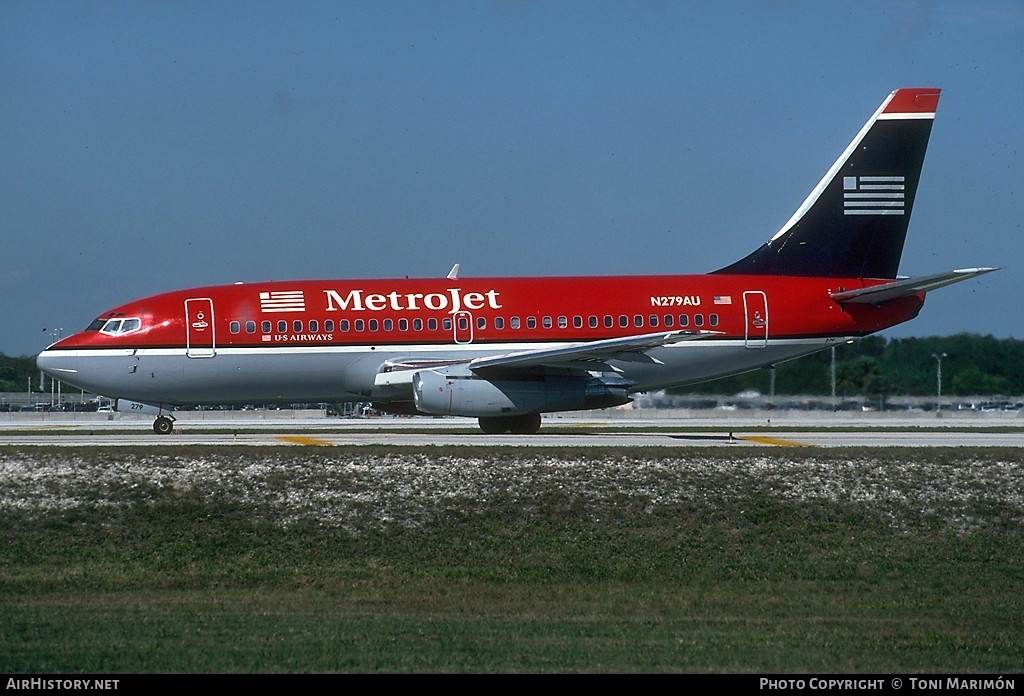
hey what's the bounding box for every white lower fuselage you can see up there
[42,336,851,408]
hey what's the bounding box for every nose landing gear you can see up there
[153,415,176,435]
[111,399,177,435]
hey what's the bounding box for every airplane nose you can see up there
[36,340,80,384]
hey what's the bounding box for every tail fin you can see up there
[715,88,940,279]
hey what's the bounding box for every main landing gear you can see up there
[478,413,542,435]
[153,415,176,435]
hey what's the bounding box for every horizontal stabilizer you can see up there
[830,268,998,304]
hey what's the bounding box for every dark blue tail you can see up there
[715,88,940,280]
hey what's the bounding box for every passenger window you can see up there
[229,321,240,334]
[324,320,335,332]
[355,319,365,332]
[428,318,438,331]
[442,318,452,331]
[293,320,303,333]
[679,314,689,327]
[383,319,393,331]
[308,320,318,333]
[476,317,486,330]
[527,317,537,329]
[634,315,643,328]
[278,320,287,333]
[604,315,613,328]
[414,318,423,331]
[340,320,350,332]
[649,315,658,327]
[494,317,504,330]
[368,319,379,331]
[664,315,674,327]
[262,320,272,333]
[398,318,408,331]
[558,316,568,329]
[511,317,521,329]
[589,316,598,328]
[694,314,704,327]
[543,316,552,329]
[709,314,719,327]
[245,321,256,334]
[619,315,628,328]
[573,316,582,329]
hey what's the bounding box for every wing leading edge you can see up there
[468,329,717,372]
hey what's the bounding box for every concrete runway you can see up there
[2,410,1021,447]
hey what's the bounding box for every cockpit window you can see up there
[98,318,142,336]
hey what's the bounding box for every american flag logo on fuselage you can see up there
[843,176,905,215]
[259,290,305,313]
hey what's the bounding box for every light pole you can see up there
[932,352,947,414]
[46,328,63,408]
[830,346,837,411]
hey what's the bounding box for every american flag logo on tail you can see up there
[843,176,905,215]
[259,290,305,313]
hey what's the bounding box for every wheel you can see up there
[478,416,507,434]
[153,416,174,435]
[509,413,542,435]
[479,414,542,435]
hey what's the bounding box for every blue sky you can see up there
[2,1,1021,357]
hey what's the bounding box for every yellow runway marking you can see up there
[275,435,333,446]
[741,435,814,447]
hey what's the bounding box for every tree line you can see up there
[668,334,1024,398]
[3,333,1023,397]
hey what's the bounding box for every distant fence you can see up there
[628,393,1024,414]
[3,390,1023,416]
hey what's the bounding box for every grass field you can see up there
[1,444,1021,673]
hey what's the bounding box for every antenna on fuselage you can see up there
[447,263,460,279]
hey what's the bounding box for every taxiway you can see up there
[1,410,1021,448]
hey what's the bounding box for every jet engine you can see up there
[411,368,632,418]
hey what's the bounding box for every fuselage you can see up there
[37,273,923,408]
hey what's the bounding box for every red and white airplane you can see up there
[38,87,995,434]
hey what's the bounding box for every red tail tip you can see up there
[884,88,941,114]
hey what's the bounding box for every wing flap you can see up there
[830,268,998,305]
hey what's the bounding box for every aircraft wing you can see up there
[468,329,717,373]
[830,268,998,305]
[371,330,716,389]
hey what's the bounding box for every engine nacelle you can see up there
[412,369,632,417]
